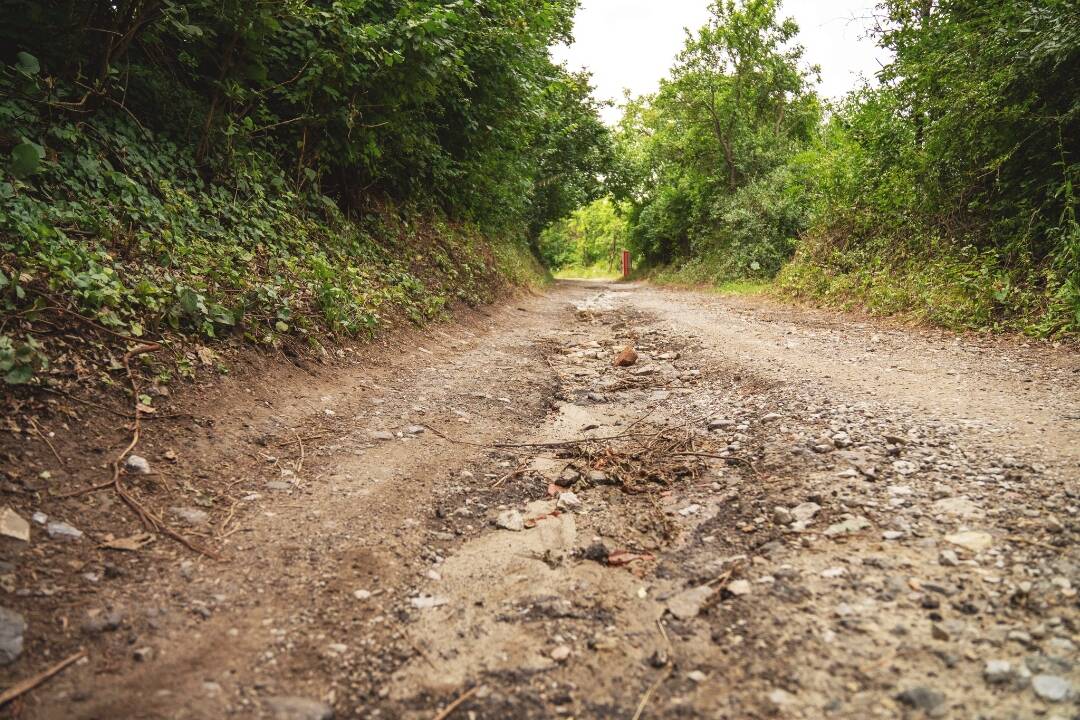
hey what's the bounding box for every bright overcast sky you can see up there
[552,0,889,124]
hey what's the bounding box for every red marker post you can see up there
[621,249,631,279]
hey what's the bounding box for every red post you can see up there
[621,250,631,278]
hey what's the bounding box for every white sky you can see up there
[552,0,889,124]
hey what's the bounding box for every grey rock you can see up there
[556,492,582,512]
[666,585,715,620]
[265,481,292,492]
[824,515,871,538]
[772,507,792,525]
[791,502,821,524]
[46,521,83,541]
[0,607,26,665]
[404,425,425,435]
[1032,675,1070,702]
[939,549,959,567]
[133,646,154,662]
[495,510,524,532]
[265,696,334,720]
[984,660,1014,684]
[124,455,152,474]
[369,430,394,441]
[895,686,945,712]
[586,470,608,483]
[707,419,735,430]
[82,608,123,634]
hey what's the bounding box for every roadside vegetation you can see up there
[1,0,612,385]
[609,0,1079,336]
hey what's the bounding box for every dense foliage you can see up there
[612,0,819,279]
[0,0,612,383]
[614,0,1079,334]
[538,198,627,276]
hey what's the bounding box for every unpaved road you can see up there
[3,280,1079,719]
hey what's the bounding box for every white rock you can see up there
[945,531,993,553]
[824,515,871,538]
[45,521,83,541]
[687,670,707,683]
[791,502,821,524]
[495,510,524,532]
[409,596,448,610]
[353,590,372,600]
[125,455,151,474]
[667,586,715,620]
[556,492,582,512]
[550,645,571,662]
[1032,675,1070,702]
[678,503,701,517]
[727,579,752,596]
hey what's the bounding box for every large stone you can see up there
[495,510,524,532]
[791,502,821,524]
[1032,675,1070,702]
[612,346,638,367]
[895,686,945,712]
[0,508,29,543]
[0,607,25,664]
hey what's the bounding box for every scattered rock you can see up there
[892,460,918,476]
[761,412,782,422]
[791,502,821,524]
[686,670,707,683]
[81,608,123,634]
[556,492,582,512]
[945,531,993,553]
[46,521,83,541]
[824,515,871,538]
[678,503,701,517]
[938,550,960,567]
[666,585,715,620]
[772,507,792,525]
[0,507,30,543]
[124,455,151,474]
[612,346,638,367]
[984,660,1015,685]
[404,425,426,435]
[31,511,47,525]
[895,686,945,712]
[264,696,335,720]
[369,430,394,441]
[409,596,448,610]
[932,496,981,517]
[1032,675,1070,702]
[353,590,372,601]
[727,579,752,596]
[708,418,735,430]
[495,510,524,532]
[133,646,154,662]
[0,607,25,665]
[550,645,571,662]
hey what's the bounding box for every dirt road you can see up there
[4,280,1079,719]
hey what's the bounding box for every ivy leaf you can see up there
[4,365,34,385]
[275,320,289,332]
[15,51,39,76]
[10,142,43,179]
